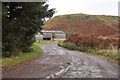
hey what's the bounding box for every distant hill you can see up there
[42,13,119,36]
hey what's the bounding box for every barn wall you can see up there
[35,35,43,40]
[54,34,66,39]
[35,31,66,41]
[43,33,52,38]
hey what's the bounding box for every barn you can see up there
[35,30,66,41]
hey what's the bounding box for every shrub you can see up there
[64,34,118,50]
[58,34,119,63]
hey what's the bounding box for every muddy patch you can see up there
[3,43,119,78]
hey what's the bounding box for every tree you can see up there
[2,2,55,57]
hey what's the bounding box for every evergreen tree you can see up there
[2,2,55,57]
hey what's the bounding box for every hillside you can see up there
[42,13,119,36]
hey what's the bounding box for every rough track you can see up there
[3,43,119,78]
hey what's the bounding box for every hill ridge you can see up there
[43,13,118,36]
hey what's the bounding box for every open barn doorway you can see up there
[43,38,51,40]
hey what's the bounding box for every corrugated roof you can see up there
[41,30,65,34]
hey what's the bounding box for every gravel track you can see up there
[3,43,119,78]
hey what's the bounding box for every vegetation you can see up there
[58,41,98,54]
[64,34,119,50]
[44,13,119,63]
[58,34,119,63]
[2,42,42,66]
[43,13,118,36]
[2,41,56,66]
[58,42,119,63]
[2,2,55,57]
[99,49,119,62]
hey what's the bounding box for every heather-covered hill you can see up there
[42,13,119,36]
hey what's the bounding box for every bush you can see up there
[64,34,118,50]
[58,36,119,63]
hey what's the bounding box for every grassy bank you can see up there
[58,41,119,63]
[2,41,56,67]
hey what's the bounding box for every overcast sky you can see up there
[47,0,119,17]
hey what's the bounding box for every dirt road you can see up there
[3,43,119,78]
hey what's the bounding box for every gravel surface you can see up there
[3,43,119,78]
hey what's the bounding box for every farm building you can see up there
[35,30,66,41]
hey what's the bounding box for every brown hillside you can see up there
[43,13,119,36]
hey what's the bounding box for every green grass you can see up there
[2,41,57,67]
[58,41,119,63]
[58,41,98,54]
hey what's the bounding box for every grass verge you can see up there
[58,41,119,63]
[2,41,57,67]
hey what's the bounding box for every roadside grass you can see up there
[98,49,119,63]
[58,41,96,52]
[2,41,56,67]
[58,41,119,63]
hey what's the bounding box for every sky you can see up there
[47,0,119,17]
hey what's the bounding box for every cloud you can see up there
[47,0,119,16]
